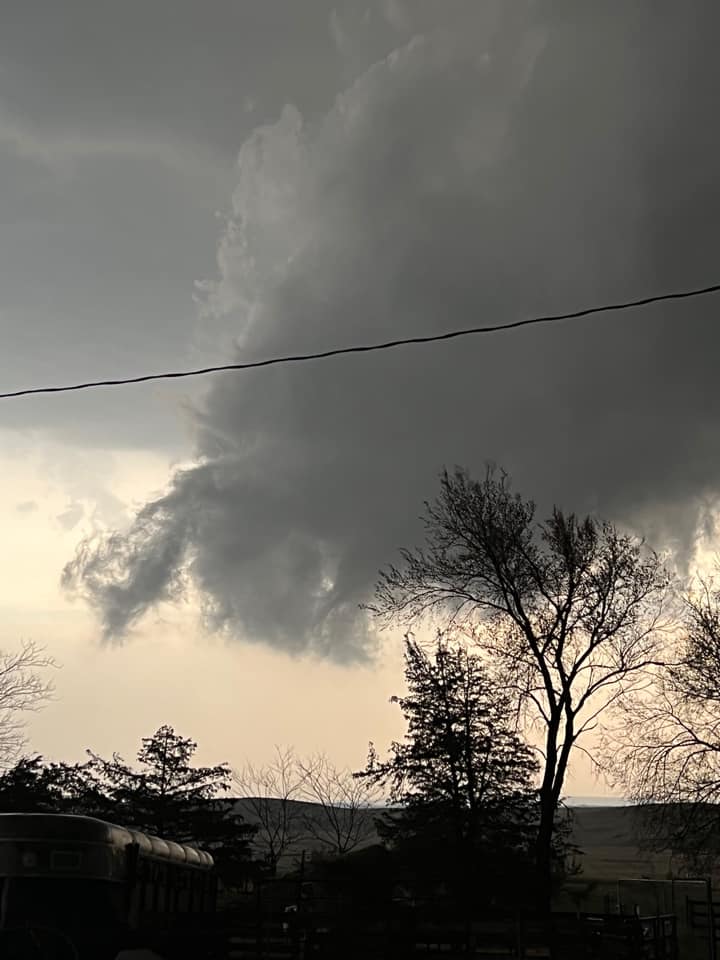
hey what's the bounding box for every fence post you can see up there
[514,910,523,959]
[708,879,717,960]
[256,881,263,960]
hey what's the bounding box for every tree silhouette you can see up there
[233,746,309,876]
[85,725,255,887]
[0,640,57,767]
[604,576,720,872]
[0,755,87,813]
[297,753,378,857]
[357,633,547,909]
[370,466,670,908]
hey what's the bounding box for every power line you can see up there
[2,281,720,401]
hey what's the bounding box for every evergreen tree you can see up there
[0,755,100,814]
[0,755,62,812]
[84,725,256,888]
[0,730,257,890]
[357,634,548,908]
[371,467,669,905]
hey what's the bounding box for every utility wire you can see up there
[2,281,720,401]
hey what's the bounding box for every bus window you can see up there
[50,850,82,871]
[127,873,143,927]
[155,865,166,914]
[176,873,188,913]
[171,867,184,915]
[1,878,119,929]
[188,872,197,913]
[143,873,155,914]
[166,865,176,914]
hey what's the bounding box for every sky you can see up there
[2,0,720,799]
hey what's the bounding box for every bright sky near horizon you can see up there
[2,0,720,798]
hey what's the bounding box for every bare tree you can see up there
[232,745,308,875]
[603,577,720,872]
[297,752,379,857]
[369,466,672,906]
[0,640,57,767]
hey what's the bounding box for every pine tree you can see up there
[0,755,100,814]
[0,755,62,812]
[371,467,669,905]
[84,725,256,887]
[357,634,544,907]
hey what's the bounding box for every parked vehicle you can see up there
[0,813,217,958]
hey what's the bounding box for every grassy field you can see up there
[566,805,673,880]
[559,806,716,960]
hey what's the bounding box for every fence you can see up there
[612,878,718,960]
[687,896,720,937]
[210,901,678,960]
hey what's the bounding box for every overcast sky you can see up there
[2,0,719,796]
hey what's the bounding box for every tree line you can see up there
[0,727,384,890]
[4,465,720,914]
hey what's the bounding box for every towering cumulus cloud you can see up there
[64,1,720,661]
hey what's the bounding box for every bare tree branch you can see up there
[0,640,57,768]
[296,753,379,856]
[232,745,308,875]
[600,574,720,871]
[369,466,672,901]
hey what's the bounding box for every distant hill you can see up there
[566,804,638,847]
[228,796,655,878]
[564,796,631,807]
[229,797,384,873]
[561,804,678,880]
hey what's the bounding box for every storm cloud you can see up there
[64,1,720,661]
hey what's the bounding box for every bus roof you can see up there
[0,814,214,869]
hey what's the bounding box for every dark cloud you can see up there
[0,139,232,448]
[0,0,403,448]
[0,0,396,155]
[65,1,720,660]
